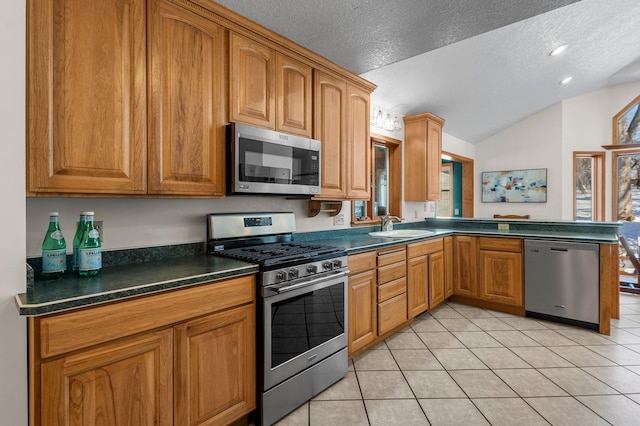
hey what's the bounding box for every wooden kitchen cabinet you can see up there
[27,0,147,195]
[174,304,256,425]
[230,33,313,137]
[403,112,445,201]
[444,236,454,298]
[148,0,227,195]
[348,251,377,355]
[29,275,256,426]
[314,70,371,200]
[377,246,407,334]
[407,238,446,315]
[477,237,524,307]
[453,235,478,298]
[230,32,275,129]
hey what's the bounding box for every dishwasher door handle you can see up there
[550,248,568,252]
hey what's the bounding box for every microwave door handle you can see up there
[274,270,348,293]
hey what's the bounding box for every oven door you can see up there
[263,270,348,391]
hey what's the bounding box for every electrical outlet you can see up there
[498,223,509,231]
[454,208,460,215]
[94,221,104,241]
[423,203,427,212]
[414,210,418,219]
[333,214,344,226]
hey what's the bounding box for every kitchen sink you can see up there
[368,229,435,238]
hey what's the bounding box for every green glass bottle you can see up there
[72,212,89,271]
[41,212,67,279]
[77,211,102,276]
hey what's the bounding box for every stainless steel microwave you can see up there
[227,123,321,196]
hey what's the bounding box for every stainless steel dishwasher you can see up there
[524,239,599,329]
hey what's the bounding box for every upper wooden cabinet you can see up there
[314,70,371,200]
[230,33,313,137]
[230,33,276,129]
[148,0,227,195]
[403,112,445,201]
[27,0,147,194]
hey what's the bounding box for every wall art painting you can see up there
[481,168,547,203]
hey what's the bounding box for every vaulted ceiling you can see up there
[214,0,640,143]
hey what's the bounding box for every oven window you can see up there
[270,283,344,368]
[239,137,319,186]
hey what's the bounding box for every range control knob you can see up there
[332,259,343,269]
[307,264,318,274]
[288,268,299,279]
[275,271,287,282]
[322,261,333,270]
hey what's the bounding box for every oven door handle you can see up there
[273,270,349,293]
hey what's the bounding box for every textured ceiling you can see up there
[213,0,640,143]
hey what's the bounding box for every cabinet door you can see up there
[348,269,377,355]
[27,0,146,194]
[428,251,446,309]
[276,53,312,137]
[346,84,371,199]
[230,33,275,129]
[478,249,524,307]
[314,70,347,199]
[41,329,173,426]
[378,293,408,335]
[174,304,256,426]
[403,119,427,201]
[426,119,443,201]
[444,236,454,298]
[148,0,226,195]
[407,255,428,318]
[453,236,478,298]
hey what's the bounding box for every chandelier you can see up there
[370,106,402,132]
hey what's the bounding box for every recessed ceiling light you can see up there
[550,44,569,56]
[560,76,573,85]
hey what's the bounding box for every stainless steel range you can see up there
[207,212,348,426]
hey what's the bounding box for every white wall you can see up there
[0,0,27,424]
[474,103,564,219]
[561,82,640,221]
[473,81,640,221]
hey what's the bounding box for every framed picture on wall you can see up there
[481,168,547,203]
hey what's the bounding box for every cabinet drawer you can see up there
[377,247,406,267]
[349,251,377,274]
[378,293,408,335]
[478,237,522,252]
[378,261,406,285]
[378,277,406,302]
[39,275,255,358]
[407,238,443,258]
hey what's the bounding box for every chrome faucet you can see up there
[380,214,402,232]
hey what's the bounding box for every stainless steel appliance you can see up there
[524,239,600,329]
[227,123,321,196]
[207,212,348,425]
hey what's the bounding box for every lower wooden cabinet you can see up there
[444,236,454,298]
[41,329,174,426]
[452,235,524,310]
[30,275,256,426]
[407,238,447,313]
[348,266,377,354]
[377,246,407,333]
[407,254,429,317]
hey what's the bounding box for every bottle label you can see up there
[50,230,64,241]
[78,248,102,271]
[42,249,67,273]
[88,229,100,239]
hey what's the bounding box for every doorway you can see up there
[441,151,474,217]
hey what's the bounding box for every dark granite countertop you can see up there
[16,255,257,316]
[18,217,620,317]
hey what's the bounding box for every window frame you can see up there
[573,151,605,221]
[351,133,402,225]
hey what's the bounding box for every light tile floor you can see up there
[275,293,640,425]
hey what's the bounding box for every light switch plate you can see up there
[498,223,509,231]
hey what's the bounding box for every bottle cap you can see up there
[49,212,59,216]
[80,211,93,216]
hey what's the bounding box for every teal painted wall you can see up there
[442,160,463,217]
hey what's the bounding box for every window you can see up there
[352,134,402,224]
[613,150,640,274]
[573,151,604,221]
